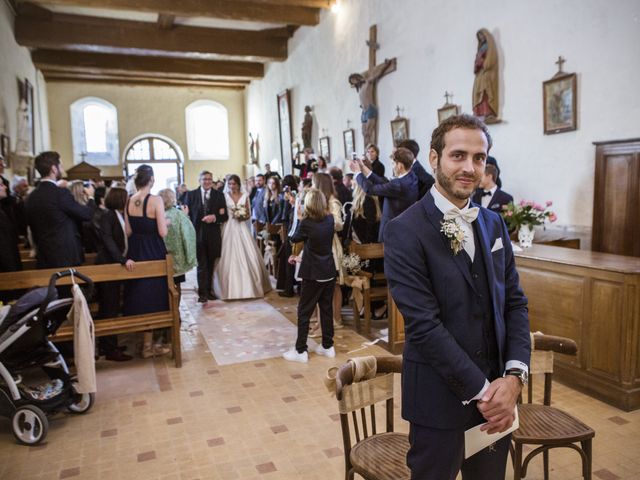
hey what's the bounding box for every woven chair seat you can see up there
[514,404,595,445]
[350,432,411,480]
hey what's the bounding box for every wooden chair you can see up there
[335,355,410,480]
[348,243,386,335]
[512,333,595,480]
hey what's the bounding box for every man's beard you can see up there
[435,168,480,202]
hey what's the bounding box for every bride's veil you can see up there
[222,174,248,197]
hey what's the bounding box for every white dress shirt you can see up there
[481,185,498,208]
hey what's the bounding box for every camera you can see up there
[351,152,358,160]
[283,185,291,193]
[83,181,91,188]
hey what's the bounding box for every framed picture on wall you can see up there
[543,72,577,134]
[390,118,409,147]
[319,136,330,162]
[16,78,35,156]
[277,89,293,174]
[437,104,460,124]
[0,135,9,163]
[343,129,355,159]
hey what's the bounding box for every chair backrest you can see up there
[335,356,402,474]
[349,242,384,260]
[527,333,577,405]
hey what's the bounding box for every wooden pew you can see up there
[0,256,182,367]
[21,253,98,271]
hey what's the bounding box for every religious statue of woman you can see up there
[301,105,313,149]
[472,28,499,123]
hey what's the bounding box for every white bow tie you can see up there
[444,206,479,224]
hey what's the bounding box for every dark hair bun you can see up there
[134,164,154,189]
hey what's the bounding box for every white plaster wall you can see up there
[246,0,640,231]
[0,0,50,176]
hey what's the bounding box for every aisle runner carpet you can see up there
[194,299,318,365]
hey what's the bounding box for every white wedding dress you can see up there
[215,192,272,300]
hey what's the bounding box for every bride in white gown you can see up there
[215,174,272,300]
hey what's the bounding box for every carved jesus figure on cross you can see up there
[348,25,397,147]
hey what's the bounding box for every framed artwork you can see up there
[319,136,330,162]
[343,128,355,159]
[390,118,409,147]
[437,104,460,124]
[16,78,35,156]
[543,73,577,134]
[0,135,9,162]
[276,89,293,174]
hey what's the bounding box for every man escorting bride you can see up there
[215,174,272,300]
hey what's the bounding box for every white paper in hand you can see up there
[464,407,519,459]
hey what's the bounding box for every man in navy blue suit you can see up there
[397,139,435,199]
[350,147,418,242]
[471,164,513,214]
[385,114,530,479]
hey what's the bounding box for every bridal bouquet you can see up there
[231,205,249,221]
[342,253,369,275]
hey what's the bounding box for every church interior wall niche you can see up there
[543,56,577,135]
[276,89,293,174]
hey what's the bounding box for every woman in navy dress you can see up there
[123,165,170,358]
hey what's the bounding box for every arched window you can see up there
[185,100,229,160]
[70,97,119,165]
[123,134,184,194]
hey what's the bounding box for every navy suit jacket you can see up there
[384,191,530,429]
[411,159,435,199]
[472,188,513,214]
[26,181,93,268]
[289,215,335,280]
[356,170,418,242]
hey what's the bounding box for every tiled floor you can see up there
[0,278,639,480]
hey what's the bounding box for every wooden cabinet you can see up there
[516,244,640,411]
[592,138,640,257]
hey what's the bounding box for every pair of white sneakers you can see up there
[282,344,335,363]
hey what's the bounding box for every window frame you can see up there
[185,99,230,161]
[122,134,185,185]
[70,96,119,165]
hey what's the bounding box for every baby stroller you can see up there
[0,269,95,445]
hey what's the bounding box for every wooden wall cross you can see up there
[348,24,397,147]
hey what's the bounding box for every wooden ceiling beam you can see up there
[42,71,249,89]
[15,11,290,61]
[20,0,321,26]
[32,50,264,80]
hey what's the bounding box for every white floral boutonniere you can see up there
[441,219,466,255]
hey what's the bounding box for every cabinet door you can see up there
[592,140,640,257]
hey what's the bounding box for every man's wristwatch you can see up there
[505,368,528,386]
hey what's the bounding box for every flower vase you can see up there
[518,224,535,248]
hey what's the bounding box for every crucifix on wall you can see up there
[348,25,397,147]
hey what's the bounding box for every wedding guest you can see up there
[276,175,298,296]
[350,147,418,242]
[313,173,345,329]
[158,188,197,305]
[264,163,281,181]
[264,176,282,224]
[366,143,385,178]
[397,139,435,198]
[471,164,513,213]
[283,188,336,363]
[350,182,381,244]
[317,156,329,174]
[343,173,354,191]
[26,151,93,269]
[123,165,171,358]
[94,186,132,362]
[0,182,21,273]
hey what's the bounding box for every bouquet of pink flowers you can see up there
[501,200,557,231]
